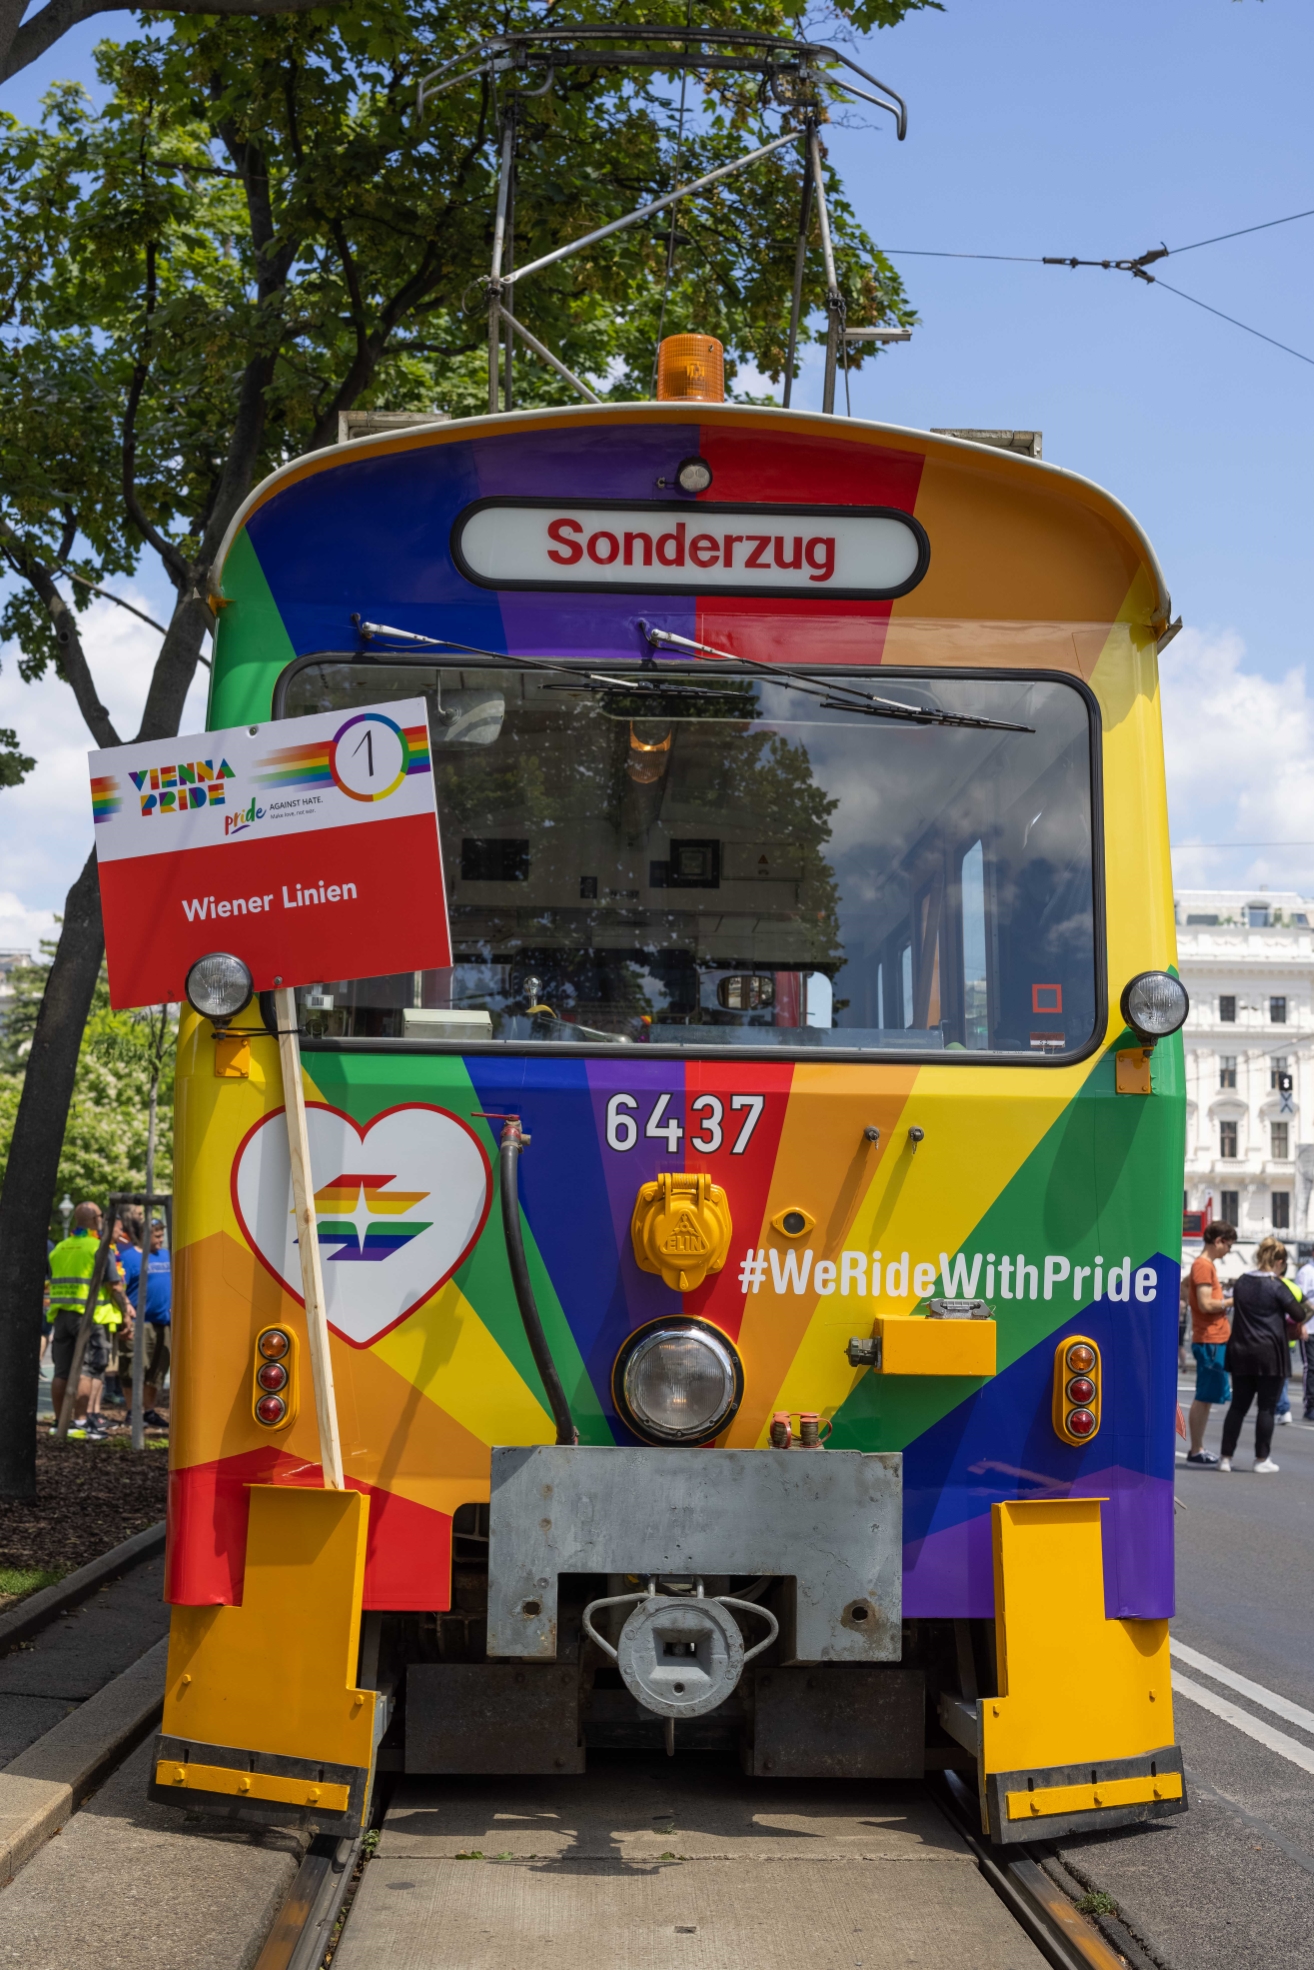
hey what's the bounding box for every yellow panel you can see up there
[766,1064,1081,1431]
[372,1278,554,1444]
[214,1034,251,1079]
[1005,1772,1183,1822]
[875,1314,996,1378]
[982,1500,1174,1775]
[162,1485,375,1779]
[155,1759,350,1813]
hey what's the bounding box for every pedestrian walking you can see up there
[1185,1219,1237,1467]
[1296,1250,1314,1420]
[47,1201,129,1440]
[119,1216,171,1427]
[1219,1236,1306,1473]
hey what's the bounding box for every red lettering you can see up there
[623,531,654,567]
[805,535,836,583]
[689,533,720,569]
[773,535,803,570]
[745,535,771,568]
[547,517,584,565]
[588,530,620,565]
[722,534,744,567]
[656,522,686,567]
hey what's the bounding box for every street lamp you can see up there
[59,1194,73,1237]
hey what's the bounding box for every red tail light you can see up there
[255,1394,287,1425]
[1053,1335,1101,1444]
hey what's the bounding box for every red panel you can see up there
[692,426,926,666]
[166,1451,452,1612]
[683,1060,794,1344]
[696,426,924,510]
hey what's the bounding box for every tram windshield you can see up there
[281,662,1098,1057]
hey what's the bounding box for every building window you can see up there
[1272,1122,1290,1160]
[1272,1191,1291,1230]
[1270,1056,1289,1088]
[1220,1189,1239,1224]
[1220,1120,1238,1159]
[1271,996,1287,1023]
[1219,1055,1237,1088]
[1220,995,1237,1022]
[1248,904,1271,928]
[1187,913,1219,925]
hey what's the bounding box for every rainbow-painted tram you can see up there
[151,390,1189,1844]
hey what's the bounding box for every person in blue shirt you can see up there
[119,1218,171,1427]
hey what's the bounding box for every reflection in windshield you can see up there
[282,662,1096,1056]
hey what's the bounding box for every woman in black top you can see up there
[1220,1236,1305,1472]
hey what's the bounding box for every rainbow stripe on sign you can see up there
[253,721,431,795]
[90,775,121,823]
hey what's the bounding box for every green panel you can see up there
[830,1033,1186,1450]
[304,1050,612,1444]
[210,530,298,728]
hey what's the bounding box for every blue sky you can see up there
[1,0,1311,946]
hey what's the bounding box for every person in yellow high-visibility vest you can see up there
[48,1201,128,1439]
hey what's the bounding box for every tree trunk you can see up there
[0,848,105,1496]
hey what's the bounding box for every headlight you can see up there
[185,951,253,1022]
[1121,970,1189,1043]
[614,1320,743,1444]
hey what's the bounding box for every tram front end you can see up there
[151,402,1188,1845]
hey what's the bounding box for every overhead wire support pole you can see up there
[504,130,798,291]
[495,303,601,403]
[808,125,842,415]
[488,112,515,414]
[782,128,815,411]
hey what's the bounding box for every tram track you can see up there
[256,1764,1126,1970]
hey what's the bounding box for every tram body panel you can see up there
[156,407,1186,1840]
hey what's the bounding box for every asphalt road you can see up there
[1051,1370,1314,1970]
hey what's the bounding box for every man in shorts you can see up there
[48,1201,128,1438]
[1186,1219,1237,1466]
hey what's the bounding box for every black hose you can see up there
[500,1134,578,1445]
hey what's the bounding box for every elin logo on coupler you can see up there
[233,1103,491,1346]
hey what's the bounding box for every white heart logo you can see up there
[232,1102,492,1347]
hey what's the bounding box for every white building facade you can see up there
[1176,889,1314,1260]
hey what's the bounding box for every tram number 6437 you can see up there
[605,1092,764,1156]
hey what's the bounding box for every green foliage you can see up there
[0,729,35,786]
[0,945,175,1231]
[0,2,924,675]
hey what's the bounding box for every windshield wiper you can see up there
[351,616,1033,732]
[636,623,1035,734]
[351,619,741,703]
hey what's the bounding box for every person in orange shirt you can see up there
[1186,1219,1237,1466]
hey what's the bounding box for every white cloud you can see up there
[0,590,210,938]
[1162,626,1314,893]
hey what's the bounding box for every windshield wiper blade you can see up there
[351,620,757,706]
[637,622,1034,734]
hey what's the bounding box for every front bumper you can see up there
[485,1445,903,1662]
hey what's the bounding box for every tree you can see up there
[0,947,176,1222]
[0,0,931,1495]
[2,0,336,88]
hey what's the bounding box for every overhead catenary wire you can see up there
[880,205,1314,367]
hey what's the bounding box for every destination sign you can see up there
[451,498,929,601]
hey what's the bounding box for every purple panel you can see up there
[902,1465,1175,1621]
[471,423,701,661]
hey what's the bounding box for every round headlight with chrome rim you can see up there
[1121,970,1189,1044]
[185,951,253,1023]
[613,1318,743,1445]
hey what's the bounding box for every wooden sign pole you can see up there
[275,985,344,1489]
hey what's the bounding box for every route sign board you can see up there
[90,698,449,1009]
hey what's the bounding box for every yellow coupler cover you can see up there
[152,1485,376,1830]
[979,1499,1185,1842]
[875,1313,997,1378]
